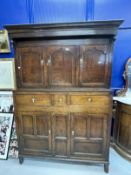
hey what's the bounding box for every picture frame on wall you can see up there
[8,120,18,158]
[0,113,13,159]
[0,30,10,53]
[0,91,18,158]
[0,91,13,113]
[0,59,16,90]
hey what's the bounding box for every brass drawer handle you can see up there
[32,98,36,103]
[87,98,92,102]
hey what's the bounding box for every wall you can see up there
[94,0,131,89]
[0,0,29,58]
[0,0,130,89]
[0,0,89,58]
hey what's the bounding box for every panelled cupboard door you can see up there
[79,45,110,87]
[70,113,108,158]
[52,112,70,157]
[17,112,52,156]
[15,47,46,88]
[47,46,77,87]
[15,44,111,88]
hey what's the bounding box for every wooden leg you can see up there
[19,157,24,164]
[104,163,109,173]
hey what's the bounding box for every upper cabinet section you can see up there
[15,39,110,89]
[5,20,123,89]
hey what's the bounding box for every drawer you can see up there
[14,94,52,106]
[53,94,67,106]
[70,95,110,105]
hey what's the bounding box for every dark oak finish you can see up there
[52,112,70,157]
[16,46,45,88]
[18,112,52,156]
[70,112,108,158]
[5,21,122,173]
[113,102,131,161]
[47,46,77,87]
[79,44,110,87]
[15,40,111,89]
[5,20,123,39]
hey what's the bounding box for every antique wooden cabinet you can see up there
[113,57,131,161]
[113,102,131,161]
[5,20,122,173]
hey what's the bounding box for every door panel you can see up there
[73,115,87,137]
[19,112,51,155]
[117,111,131,150]
[16,47,45,88]
[70,113,107,158]
[52,113,70,157]
[90,118,103,138]
[74,142,102,154]
[36,115,50,136]
[79,45,109,87]
[22,138,49,153]
[22,115,34,135]
[47,46,77,87]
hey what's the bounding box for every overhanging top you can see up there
[4,20,123,40]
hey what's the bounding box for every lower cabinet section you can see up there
[14,92,111,173]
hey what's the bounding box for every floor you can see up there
[0,148,131,175]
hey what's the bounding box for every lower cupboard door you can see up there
[52,112,70,158]
[18,112,52,156]
[70,113,108,159]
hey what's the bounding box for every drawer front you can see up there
[70,95,110,105]
[14,93,111,114]
[14,94,52,106]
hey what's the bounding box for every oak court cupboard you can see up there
[5,20,123,173]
